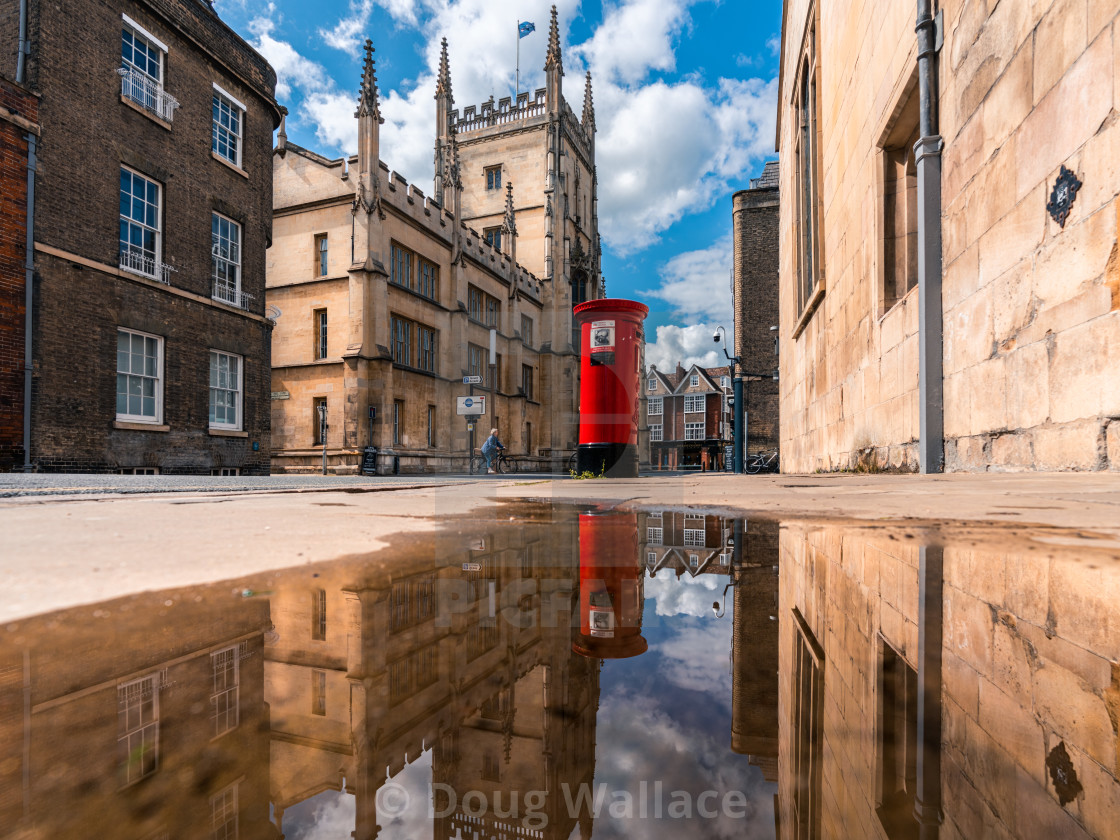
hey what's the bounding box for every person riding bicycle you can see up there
[481,427,505,474]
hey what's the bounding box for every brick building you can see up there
[268,7,601,474]
[732,160,780,457]
[0,76,36,471]
[0,0,281,473]
[644,363,732,470]
[779,1,1120,473]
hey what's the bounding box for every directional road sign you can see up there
[462,375,483,384]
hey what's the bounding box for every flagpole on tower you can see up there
[516,19,520,101]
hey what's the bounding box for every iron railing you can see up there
[119,247,175,284]
[212,279,254,311]
[117,67,179,122]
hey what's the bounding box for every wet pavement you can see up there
[2,502,1119,839]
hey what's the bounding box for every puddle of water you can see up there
[1,504,1119,839]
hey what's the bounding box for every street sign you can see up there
[270,391,290,400]
[463,375,483,384]
[456,395,486,416]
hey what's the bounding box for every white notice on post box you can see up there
[590,320,616,354]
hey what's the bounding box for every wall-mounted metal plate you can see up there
[1046,165,1082,228]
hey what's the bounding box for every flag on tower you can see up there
[518,21,536,38]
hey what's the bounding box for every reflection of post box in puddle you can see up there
[574,299,648,477]
[573,511,647,660]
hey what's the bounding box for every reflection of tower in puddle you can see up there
[265,508,600,840]
[730,519,780,782]
[573,511,646,660]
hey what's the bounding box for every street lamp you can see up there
[713,326,744,473]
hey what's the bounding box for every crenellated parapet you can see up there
[452,89,548,134]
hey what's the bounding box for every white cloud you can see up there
[644,235,732,322]
[573,0,691,86]
[644,323,723,373]
[319,0,374,55]
[654,620,734,699]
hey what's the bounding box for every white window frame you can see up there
[685,395,705,414]
[210,645,240,737]
[685,421,705,440]
[647,551,656,564]
[119,167,164,281]
[117,328,164,423]
[211,212,242,307]
[647,527,663,545]
[212,84,245,168]
[649,424,662,442]
[648,377,657,391]
[684,529,706,547]
[689,554,700,568]
[209,350,243,431]
[210,781,239,840]
[118,673,160,784]
[648,397,662,416]
[721,376,730,388]
[121,15,166,83]
[690,373,699,386]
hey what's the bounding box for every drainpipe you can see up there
[17,0,28,83]
[914,544,944,840]
[916,0,944,473]
[21,132,36,472]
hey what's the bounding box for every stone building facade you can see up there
[0,0,281,473]
[732,160,781,456]
[778,1,1120,472]
[644,363,732,470]
[268,7,601,474]
[0,76,36,471]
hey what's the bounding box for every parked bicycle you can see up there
[471,448,510,475]
[745,450,779,474]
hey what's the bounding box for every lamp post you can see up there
[713,326,744,473]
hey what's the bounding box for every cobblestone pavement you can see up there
[0,472,551,497]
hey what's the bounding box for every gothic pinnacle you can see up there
[356,39,383,122]
[582,71,595,130]
[545,5,563,74]
[435,37,453,103]
[503,181,517,234]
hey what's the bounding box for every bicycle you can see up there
[745,450,779,474]
[471,448,509,475]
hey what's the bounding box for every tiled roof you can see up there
[749,160,780,190]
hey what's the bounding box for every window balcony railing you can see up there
[212,280,254,311]
[119,247,175,284]
[117,68,179,123]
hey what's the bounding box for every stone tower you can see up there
[435,5,602,454]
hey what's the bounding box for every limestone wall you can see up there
[778,1,1120,472]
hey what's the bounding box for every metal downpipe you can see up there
[916,0,944,473]
[21,132,36,472]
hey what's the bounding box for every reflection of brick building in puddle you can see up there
[639,510,734,579]
[0,590,272,839]
[265,508,600,839]
[777,523,1120,840]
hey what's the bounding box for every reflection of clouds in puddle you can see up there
[653,621,734,701]
[381,749,434,840]
[282,789,355,840]
[645,571,722,618]
[281,750,432,840]
[591,692,774,839]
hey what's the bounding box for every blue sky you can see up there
[215,0,782,369]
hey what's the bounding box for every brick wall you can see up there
[732,180,780,455]
[21,0,279,472]
[0,78,36,470]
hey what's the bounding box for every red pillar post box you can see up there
[573,298,649,477]
[572,511,647,660]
